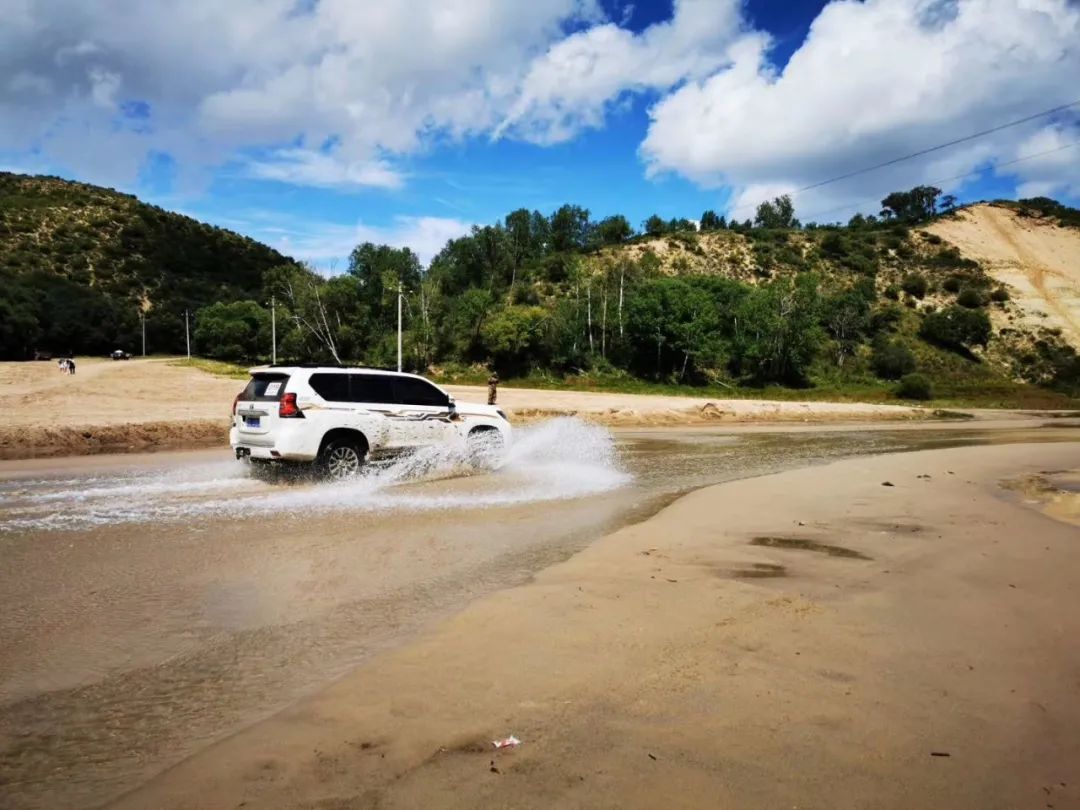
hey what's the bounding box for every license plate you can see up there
[243,417,260,428]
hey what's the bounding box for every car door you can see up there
[348,373,404,449]
[390,376,455,448]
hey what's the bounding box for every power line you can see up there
[800,140,1080,224]
[797,98,1080,194]
[726,98,1080,219]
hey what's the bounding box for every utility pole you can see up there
[184,310,190,359]
[141,313,146,357]
[270,296,277,365]
[396,282,403,372]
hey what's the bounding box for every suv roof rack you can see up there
[263,363,412,373]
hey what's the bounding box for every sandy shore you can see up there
[111,441,1080,810]
[1,358,937,459]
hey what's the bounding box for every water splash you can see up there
[0,419,629,533]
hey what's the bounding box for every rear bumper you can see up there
[229,423,318,462]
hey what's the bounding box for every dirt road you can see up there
[1,359,927,459]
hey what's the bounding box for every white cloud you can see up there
[641,0,1080,220]
[495,0,744,144]
[247,148,404,190]
[250,213,473,270]
[0,0,603,187]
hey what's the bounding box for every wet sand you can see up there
[105,440,1080,810]
[2,425,1078,809]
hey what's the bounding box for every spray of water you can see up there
[0,418,629,533]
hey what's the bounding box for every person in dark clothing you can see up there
[487,372,499,405]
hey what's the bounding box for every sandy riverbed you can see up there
[1,358,932,459]
[108,441,1080,810]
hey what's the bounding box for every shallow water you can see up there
[0,420,1076,809]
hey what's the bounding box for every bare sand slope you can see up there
[114,442,1080,810]
[928,204,1080,347]
[1,359,924,459]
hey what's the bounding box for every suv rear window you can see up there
[241,373,289,401]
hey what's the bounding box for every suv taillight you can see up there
[279,392,303,418]
[232,392,241,415]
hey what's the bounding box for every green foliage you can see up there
[956,288,985,308]
[871,337,916,379]
[754,194,800,229]
[896,372,934,400]
[901,273,928,299]
[699,210,726,231]
[643,214,666,237]
[734,274,822,385]
[193,300,270,361]
[594,215,633,246]
[0,172,293,358]
[990,287,1010,303]
[919,306,991,352]
[880,186,942,223]
[1009,197,1080,229]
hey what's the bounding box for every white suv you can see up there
[230,366,510,478]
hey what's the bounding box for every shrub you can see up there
[884,284,900,300]
[897,373,934,400]
[923,232,943,245]
[943,275,962,293]
[872,338,916,380]
[901,273,928,298]
[990,287,1010,303]
[957,288,984,308]
[919,306,991,351]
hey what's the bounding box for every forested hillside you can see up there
[2,172,1078,403]
[0,172,293,357]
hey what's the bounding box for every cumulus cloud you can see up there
[249,213,473,270]
[641,0,1080,220]
[0,0,603,188]
[495,0,744,144]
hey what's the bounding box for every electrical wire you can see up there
[799,140,1080,224]
[724,98,1080,219]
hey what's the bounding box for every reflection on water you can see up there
[0,421,1076,810]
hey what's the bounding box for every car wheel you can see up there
[466,430,504,470]
[319,438,365,480]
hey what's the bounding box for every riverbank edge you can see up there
[109,440,1080,810]
[0,402,954,461]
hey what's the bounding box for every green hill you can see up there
[0,172,295,358]
[2,172,1078,407]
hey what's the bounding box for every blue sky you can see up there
[2,0,1078,267]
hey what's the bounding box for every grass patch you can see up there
[170,357,251,379]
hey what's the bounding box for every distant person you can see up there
[487,371,499,406]
[57,358,66,374]
[68,357,76,375]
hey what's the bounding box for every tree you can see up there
[880,186,942,222]
[549,204,591,252]
[821,288,871,367]
[754,194,800,229]
[699,210,725,231]
[594,214,633,246]
[193,300,270,361]
[939,194,958,213]
[643,214,666,237]
[871,337,916,379]
[734,274,821,385]
[919,306,991,352]
[480,305,550,371]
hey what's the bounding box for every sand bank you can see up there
[114,441,1080,810]
[2,359,935,459]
